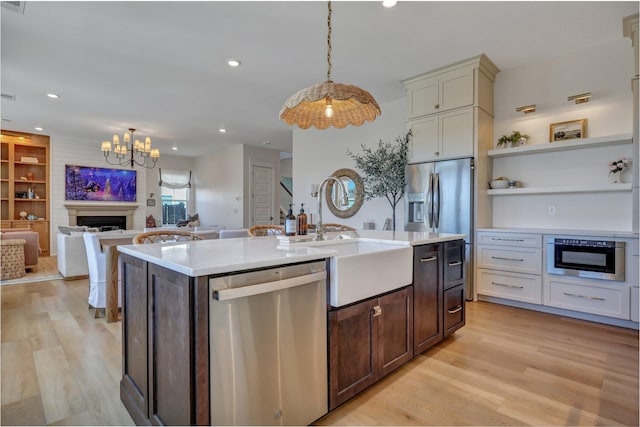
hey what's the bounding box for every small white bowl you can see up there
[490,179,509,189]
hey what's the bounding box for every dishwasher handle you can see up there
[213,270,327,301]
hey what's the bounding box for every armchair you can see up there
[0,228,39,272]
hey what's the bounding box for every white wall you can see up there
[194,144,244,228]
[292,98,407,231]
[492,39,635,231]
[50,137,149,255]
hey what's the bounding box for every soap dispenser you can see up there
[285,204,297,236]
[297,203,308,235]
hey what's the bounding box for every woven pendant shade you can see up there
[279,81,381,129]
[279,1,380,129]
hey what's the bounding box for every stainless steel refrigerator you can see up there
[405,157,474,299]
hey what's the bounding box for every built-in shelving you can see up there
[487,183,632,196]
[487,134,632,158]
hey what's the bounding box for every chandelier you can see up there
[100,128,160,169]
[279,1,381,129]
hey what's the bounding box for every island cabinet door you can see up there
[412,243,443,355]
[147,263,210,426]
[120,254,150,425]
[378,286,414,378]
[328,298,378,411]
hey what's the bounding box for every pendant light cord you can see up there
[327,1,332,82]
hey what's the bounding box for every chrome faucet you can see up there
[316,176,348,241]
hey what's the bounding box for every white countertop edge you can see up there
[117,232,467,277]
[477,227,638,239]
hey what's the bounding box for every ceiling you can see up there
[1,1,637,158]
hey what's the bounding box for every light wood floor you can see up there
[2,265,638,426]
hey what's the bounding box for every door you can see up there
[378,286,413,377]
[433,157,472,237]
[251,164,274,225]
[413,244,443,355]
[405,162,434,232]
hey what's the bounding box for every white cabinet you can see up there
[631,287,639,322]
[409,107,474,163]
[476,231,542,304]
[543,276,630,320]
[403,54,499,163]
[405,67,474,119]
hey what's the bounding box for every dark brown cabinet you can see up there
[328,286,413,410]
[119,254,210,426]
[412,243,443,355]
[444,284,465,337]
[413,240,466,355]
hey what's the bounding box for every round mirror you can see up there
[325,168,365,218]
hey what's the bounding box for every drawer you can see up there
[443,284,465,337]
[544,278,630,320]
[477,269,542,304]
[477,246,542,274]
[444,239,464,288]
[477,232,541,248]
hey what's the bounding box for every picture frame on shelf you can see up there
[549,119,587,142]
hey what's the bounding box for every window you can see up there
[158,168,192,225]
[161,187,188,225]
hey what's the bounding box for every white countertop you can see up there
[117,230,466,277]
[477,227,638,239]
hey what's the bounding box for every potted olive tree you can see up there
[347,131,411,231]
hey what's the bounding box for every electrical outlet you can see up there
[547,205,557,216]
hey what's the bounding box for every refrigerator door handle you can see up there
[426,173,434,228]
[433,172,440,228]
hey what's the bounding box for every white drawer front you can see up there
[544,278,630,320]
[477,246,542,274]
[477,232,541,248]
[477,269,542,304]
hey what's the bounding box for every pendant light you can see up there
[279,1,381,129]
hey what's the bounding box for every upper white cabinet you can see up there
[409,108,474,162]
[406,67,474,118]
[403,54,499,163]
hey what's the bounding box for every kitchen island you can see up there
[117,230,465,426]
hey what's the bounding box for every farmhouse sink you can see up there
[306,240,413,307]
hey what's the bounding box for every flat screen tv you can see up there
[65,165,137,202]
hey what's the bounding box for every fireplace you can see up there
[77,215,126,231]
[64,203,138,230]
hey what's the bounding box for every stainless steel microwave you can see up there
[546,237,625,282]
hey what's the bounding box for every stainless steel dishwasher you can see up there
[209,260,328,426]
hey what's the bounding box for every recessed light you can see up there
[47,93,60,99]
[382,0,397,8]
[262,140,271,145]
[227,59,241,67]
[219,128,227,133]
[34,127,43,131]
[172,145,178,151]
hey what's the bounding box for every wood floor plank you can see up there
[33,346,87,424]
[0,395,47,426]
[1,338,41,406]
[66,354,135,426]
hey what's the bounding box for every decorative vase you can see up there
[609,172,623,184]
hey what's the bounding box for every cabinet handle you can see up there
[448,261,462,267]
[434,104,440,109]
[421,256,438,263]
[491,281,524,289]
[563,292,605,301]
[447,305,462,314]
[491,237,525,242]
[372,305,382,317]
[491,256,524,262]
